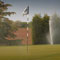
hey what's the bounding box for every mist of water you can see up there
[49,14,60,44]
[49,18,53,45]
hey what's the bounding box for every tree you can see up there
[0,0,15,18]
[14,21,28,28]
[41,14,49,44]
[28,21,32,28]
[0,0,16,42]
[32,14,49,44]
[20,22,27,28]
[32,14,42,44]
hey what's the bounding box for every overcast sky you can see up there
[2,0,60,22]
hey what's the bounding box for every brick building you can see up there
[8,28,32,45]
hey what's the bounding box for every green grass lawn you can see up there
[0,45,60,60]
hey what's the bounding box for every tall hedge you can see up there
[32,14,49,44]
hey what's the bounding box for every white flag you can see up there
[22,6,29,16]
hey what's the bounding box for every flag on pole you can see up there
[22,6,29,53]
[22,6,29,16]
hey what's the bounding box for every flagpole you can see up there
[27,15,29,53]
[22,6,29,54]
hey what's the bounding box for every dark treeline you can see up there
[32,14,50,44]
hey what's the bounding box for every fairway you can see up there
[0,45,60,60]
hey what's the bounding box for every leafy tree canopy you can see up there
[0,0,16,41]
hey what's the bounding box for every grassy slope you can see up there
[0,45,60,60]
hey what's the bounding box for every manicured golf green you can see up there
[0,45,60,60]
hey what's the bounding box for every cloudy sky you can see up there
[2,0,60,22]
